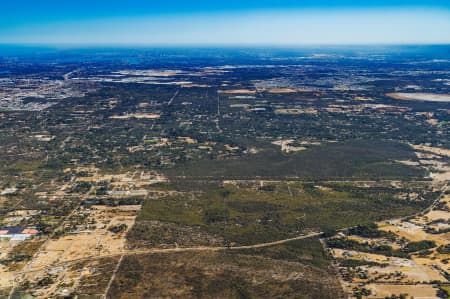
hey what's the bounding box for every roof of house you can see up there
[0,227,39,235]
[22,229,39,235]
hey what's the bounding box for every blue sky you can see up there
[1,0,450,45]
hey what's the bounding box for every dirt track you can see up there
[14,231,323,276]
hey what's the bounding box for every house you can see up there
[0,227,39,242]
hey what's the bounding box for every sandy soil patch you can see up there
[218,89,256,94]
[331,248,444,283]
[387,92,450,102]
[414,255,450,276]
[230,95,257,99]
[412,145,450,158]
[430,171,450,182]
[380,221,447,246]
[91,205,141,212]
[366,263,444,282]
[0,242,18,287]
[0,265,14,287]
[427,119,439,126]
[76,172,166,186]
[230,104,252,109]
[267,88,300,93]
[110,113,160,120]
[115,70,184,77]
[181,83,210,88]
[272,139,307,153]
[424,209,450,221]
[274,108,317,115]
[410,145,450,182]
[275,108,303,115]
[396,160,420,166]
[178,137,197,144]
[27,206,139,271]
[354,96,374,101]
[0,197,6,209]
[366,284,440,299]
[332,249,390,263]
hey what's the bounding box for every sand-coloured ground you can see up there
[331,249,445,282]
[218,89,256,94]
[380,220,448,246]
[366,284,440,299]
[110,113,160,119]
[27,205,139,271]
[274,108,317,115]
[272,139,307,153]
[387,92,450,102]
[0,242,16,287]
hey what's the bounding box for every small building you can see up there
[0,227,39,242]
[0,187,17,195]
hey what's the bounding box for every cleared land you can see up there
[365,284,440,299]
[387,92,450,102]
[27,205,139,271]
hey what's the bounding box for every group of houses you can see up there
[0,227,39,242]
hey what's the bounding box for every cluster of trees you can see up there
[107,223,127,234]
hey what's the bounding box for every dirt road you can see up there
[14,231,323,276]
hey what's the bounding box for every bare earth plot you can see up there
[27,205,139,270]
[387,92,450,102]
[365,284,441,299]
[2,205,140,298]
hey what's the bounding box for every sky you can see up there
[1,0,450,45]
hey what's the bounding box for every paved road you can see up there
[167,89,180,106]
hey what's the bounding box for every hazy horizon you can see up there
[1,1,450,45]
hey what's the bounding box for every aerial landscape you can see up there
[0,1,450,299]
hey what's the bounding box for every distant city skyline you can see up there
[1,1,450,45]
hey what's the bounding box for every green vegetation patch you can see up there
[131,182,429,246]
[338,259,388,268]
[165,140,424,180]
[403,240,437,253]
[326,238,408,258]
[348,223,396,239]
[236,238,331,269]
[109,251,345,299]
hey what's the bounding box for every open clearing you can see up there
[387,92,450,102]
[218,89,256,94]
[26,205,139,272]
[0,241,15,287]
[366,284,440,299]
[109,113,161,119]
[331,248,446,283]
